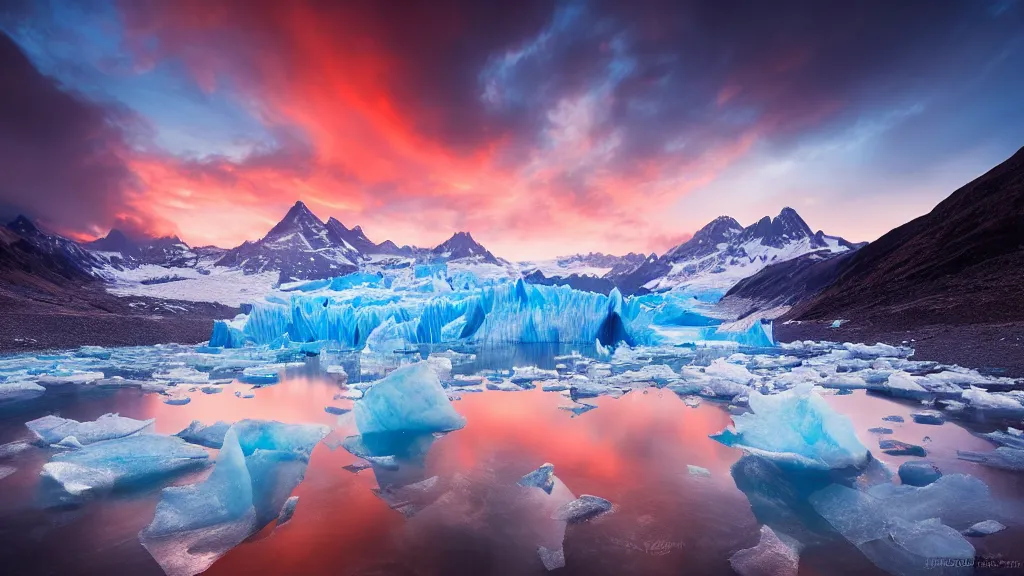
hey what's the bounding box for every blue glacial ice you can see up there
[957,447,1024,471]
[140,420,328,576]
[204,278,777,350]
[963,520,1006,537]
[354,362,466,435]
[27,413,155,446]
[42,434,209,497]
[711,383,869,470]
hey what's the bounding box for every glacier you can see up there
[206,275,776,350]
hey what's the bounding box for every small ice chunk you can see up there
[0,466,15,481]
[426,356,453,382]
[868,427,893,435]
[43,434,209,496]
[879,439,927,457]
[54,436,84,450]
[277,496,298,526]
[325,365,348,377]
[519,463,555,494]
[511,365,558,384]
[963,520,1006,537]
[163,396,191,406]
[910,410,944,425]
[537,546,565,571]
[234,391,255,399]
[0,381,46,404]
[879,372,929,399]
[487,379,527,392]
[541,382,570,392]
[354,362,466,435]
[551,494,612,523]
[324,406,350,415]
[334,388,363,400]
[342,462,371,474]
[176,421,230,449]
[882,415,904,423]
[729,525,800,576]
[682,395,701,408]
[898,461,942,487]
[200,386,223,394]
[27,413,155,446]
[687,465,711,477]
[982,429,1024,450]
[957,447,1024,471]
[711,383,868,470]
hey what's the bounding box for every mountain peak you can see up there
[8,215,38,235]
[432,231,498,263]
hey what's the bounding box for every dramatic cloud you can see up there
[0,32,173,239]
[2,0,1022,257]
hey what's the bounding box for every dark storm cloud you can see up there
[0,31,163,237]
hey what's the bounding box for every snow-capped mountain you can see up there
[431,231,500,264]
[616,208,862,295]
[520,252,649,280]
[6,215,105,276]
[85,229,199,269]
[214,201,362,282]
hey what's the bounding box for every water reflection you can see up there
[0,352,1021,575]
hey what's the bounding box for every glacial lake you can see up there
[0,346,1022,576]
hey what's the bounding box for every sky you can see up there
[1,0,1022,260]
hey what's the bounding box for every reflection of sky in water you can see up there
[0,358,1022,575]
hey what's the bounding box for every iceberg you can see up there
[42,434,209,497]
[729,525,800,576]
[961,386,1024,414]
[140,420,328,576]
[551,494,613,523]
[27,413,155,446]
[139,428,257,576]
[711,383,868,470]
[354,363,467,435]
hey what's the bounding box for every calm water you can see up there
[1,353,1022,576]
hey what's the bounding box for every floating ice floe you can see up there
[354,362,466,435]
[729,525,801,576]
[961,386,1024,414]
[711,383,868,470]
[981,428,1024,450]
[0,381,45,404]
[42,434,209,497]
[0,466,15,480]
[910,410,944,425]
[552,494,613,523]
[0,441,32,459]
[277,495,299,526]
[879,439,927,457]
[37,371,105,387]
[27,413,155,446]
[687,465,711,477]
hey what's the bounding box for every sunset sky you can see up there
[1,0,1022,260]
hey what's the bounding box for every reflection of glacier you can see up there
[210,275,775,350]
